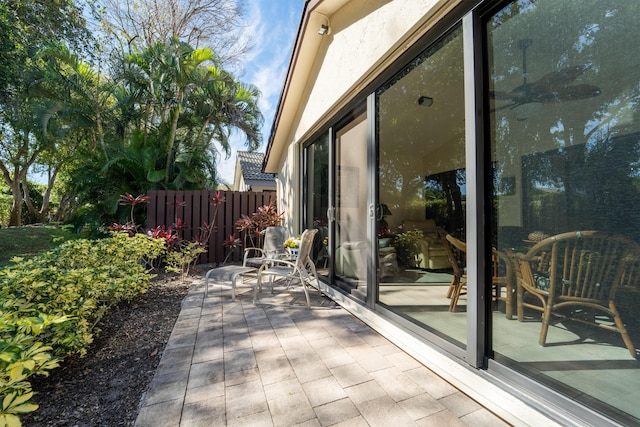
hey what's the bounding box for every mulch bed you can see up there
[22,274,194,427]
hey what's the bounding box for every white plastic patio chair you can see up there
[253,228,320,307]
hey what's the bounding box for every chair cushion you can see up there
[379,238,392,248]
[533,271,550,291]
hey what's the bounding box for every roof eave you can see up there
[263,0,349,174]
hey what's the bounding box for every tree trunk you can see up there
[24,166,59,223]
[40,167,59,221]
[23,183,45,223]
[54,194,73,222]
[9,179,22,226]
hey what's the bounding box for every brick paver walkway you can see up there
[135,272,510,426]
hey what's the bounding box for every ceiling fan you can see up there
[490,38,602,113]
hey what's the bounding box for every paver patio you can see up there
[135,270,510,426]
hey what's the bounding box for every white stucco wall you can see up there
[295,0,441,143]
[275,0,449,229]
[277,142,300,236]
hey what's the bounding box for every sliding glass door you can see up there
[375,26,467,347]
[304,111,369,300]
[305,133,330,278]
[304,28,468,345]
[334,112,369,301]
[487,1,640,423]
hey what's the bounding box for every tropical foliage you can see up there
[65,37,262,230]
[0,0,90,226]
[0,0,262,229]
[235,202,285,248]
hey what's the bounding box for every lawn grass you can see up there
[0,225,78,267]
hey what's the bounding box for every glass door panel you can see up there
[375,26,466,347]
[488,1,640,423]
[305,134,330,278]
[334,113,369,301]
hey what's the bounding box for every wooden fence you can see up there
[147,190,278,265]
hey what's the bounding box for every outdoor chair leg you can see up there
[307,262,322,295]
[609,301,637,358]
[298,271,311,307]
[253,273,264,304]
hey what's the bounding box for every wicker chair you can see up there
[439,231,514,317]
[439,231,467,312]
[516,231,639,358]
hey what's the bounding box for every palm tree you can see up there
[112,38,262,187]
[63,38,264,228]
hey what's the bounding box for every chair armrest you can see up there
[259,258,297,270]
[243,248,265,266]
[273,252,290,259]
[244,247,265,256]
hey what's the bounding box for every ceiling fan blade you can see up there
[541,84,602,102]
[490,40,601,112]
[529,64,590,92]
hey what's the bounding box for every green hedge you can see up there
[0,232,166,426]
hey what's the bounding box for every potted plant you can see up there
[284,236,301,256]
[393,229,424,268]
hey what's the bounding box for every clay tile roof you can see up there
[238,151,276,181]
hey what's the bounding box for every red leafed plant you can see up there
[198,191,226,244]
[118,194,151,227]
[235,202,285,249]
[222,233,242,264]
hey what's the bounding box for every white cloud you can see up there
[238,0,267,66]
[217,0,302,184]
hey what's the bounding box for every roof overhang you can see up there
[263,0,461,174]
[262,0,350,173]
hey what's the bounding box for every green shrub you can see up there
[0,309,67,427]
[165,241,206,282]
[0,232,166,424]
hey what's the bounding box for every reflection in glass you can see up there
[376,26,466,347]
[305,133,330,277]
[334,113,369,300]
[488,1,640,423]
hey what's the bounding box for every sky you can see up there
[217,0,304,186]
